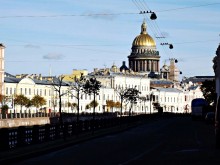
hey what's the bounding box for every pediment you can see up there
[19,77,36,85]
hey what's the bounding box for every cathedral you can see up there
[120,20,180,82]
[128,20,160,74]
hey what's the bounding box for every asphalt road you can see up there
[14,116,220,165]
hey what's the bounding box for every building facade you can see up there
[0,44,5,95]
[4,75,71,114]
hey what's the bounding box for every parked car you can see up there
[205,112,215,124]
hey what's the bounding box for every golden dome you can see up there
[132,21,156,47]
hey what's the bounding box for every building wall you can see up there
[63,70,88,82]
[0,44,5,95]
[4,78,72,114]
[3,73,203,115]
[157,91,185,113]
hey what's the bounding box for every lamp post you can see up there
[160,43,173,49]
[139,11,157,20]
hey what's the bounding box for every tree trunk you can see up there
[120,98,123,117]
[92,92,96,134]
[59,94,63,125]
[129,104,133,117]
[77,90,80,124]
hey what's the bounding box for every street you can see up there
[14,116,220,165]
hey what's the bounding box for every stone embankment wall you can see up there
[0,117,50,128]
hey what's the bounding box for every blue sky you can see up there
[0,0,219,78]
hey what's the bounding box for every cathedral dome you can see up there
[132,21,156,47]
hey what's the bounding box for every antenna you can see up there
[49,65,52,76]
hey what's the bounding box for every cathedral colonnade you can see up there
[129,59,160,72]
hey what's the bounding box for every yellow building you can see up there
[62,69,88,82]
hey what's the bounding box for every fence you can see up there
[0,115,148,151]
[0,112,57,119]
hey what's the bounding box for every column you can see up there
[134,60,136,72]
[138,61,140,72]
[157,61,159,72]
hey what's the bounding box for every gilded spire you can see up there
[141,19,147,34]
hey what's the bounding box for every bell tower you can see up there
[169,58,179,82]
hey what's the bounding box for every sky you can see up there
[0,0,219,79]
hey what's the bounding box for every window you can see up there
[6,87,8,95]
[25,88,27,95]
[44,89,47,96]
[10,88,12,95]
[20,88,23,94]
[156,95,158,101]
[29,88,31,95]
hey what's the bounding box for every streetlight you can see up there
[139,11,157,20]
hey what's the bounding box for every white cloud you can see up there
[43,53,65,60]
[24,44,40,49]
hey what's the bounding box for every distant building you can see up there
[0,44,5,95]
[182,76,214,85]
[4,73,70,114]
[62,69,88,82]
[128,20,160,74]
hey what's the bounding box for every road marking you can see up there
[118,142,163,165]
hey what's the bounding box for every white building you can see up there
[4,74,71,114]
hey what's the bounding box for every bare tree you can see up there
[114,87,127,117]
[139,96,147,114]
[52,75,69,125]
[68,74,86,124]
[124,87,141,116]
